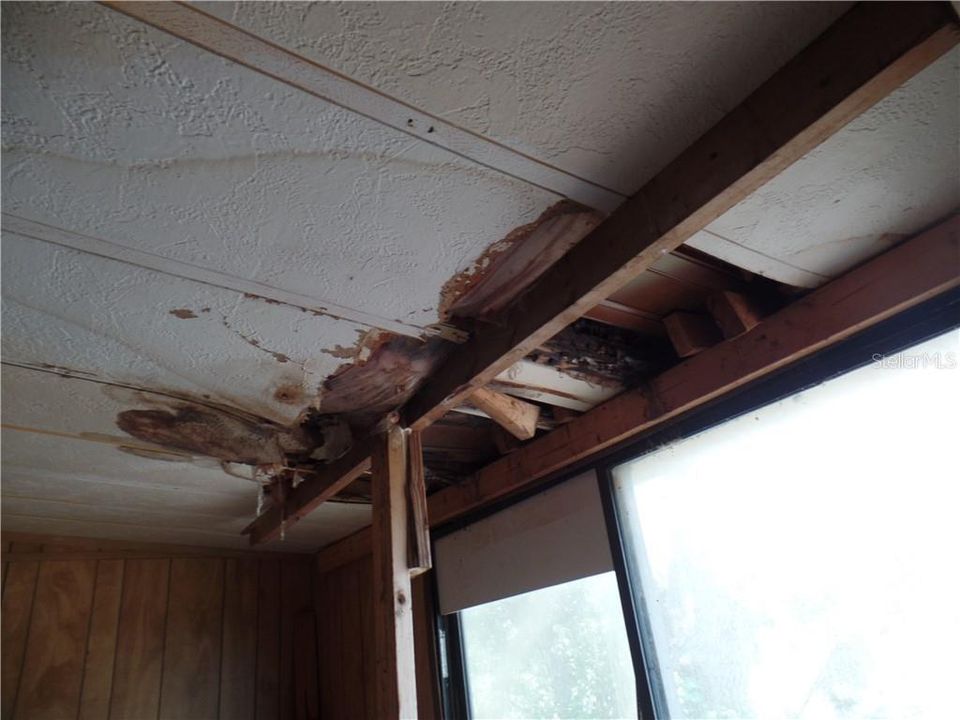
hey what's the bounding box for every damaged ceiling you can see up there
[2,1,956,550]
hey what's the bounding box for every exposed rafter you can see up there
[315,214,960,568]
[244,1,960,544]
[401,2,959,431]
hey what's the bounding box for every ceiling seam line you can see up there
[1,213,430,340]
[99,0,627,211]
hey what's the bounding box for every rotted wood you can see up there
[245,2,960,545]
[315,213,960,569]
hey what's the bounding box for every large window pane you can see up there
[612,329,959,719]
[460,571,638,719]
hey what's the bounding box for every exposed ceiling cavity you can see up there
[1,1,955,549]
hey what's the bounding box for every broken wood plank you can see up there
[400,2,959,431]
[243,443,372,545]
[663,311,722,357]
[314,214,960,565]
[469,387,540,440]
[428,215,960,527]
[245,2,960,545]
[407,430,432,576]
[707,290,763,339]
[371,425,418,720]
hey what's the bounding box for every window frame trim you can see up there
[434,286,960,719]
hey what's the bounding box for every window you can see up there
[434,471,639,719]
[460,572,637,719]
[611,329,959,719]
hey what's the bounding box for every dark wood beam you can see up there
[253,2,959,544]
[402,2,958,431]
[242,444,371,545]
[314,215,960,569]
[371,425,418,719]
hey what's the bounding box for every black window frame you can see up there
[433,286,960,719]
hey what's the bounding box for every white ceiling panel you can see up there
[2,232,365,423]
[689,46,960,287]
[1,1,558,329]
[200,1,849,196]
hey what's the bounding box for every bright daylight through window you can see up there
[459,571,637,720]
[612,329,959,719]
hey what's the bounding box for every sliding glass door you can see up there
[610,329,959,719]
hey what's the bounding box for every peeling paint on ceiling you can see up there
[2,1,954,550]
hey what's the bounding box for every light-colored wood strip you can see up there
[14,560,97,719]
[371,426,418,720]
[159,559,225,720]
[110,559,170,720]
[406,430,432,576]
[256,559,281,720]
[218,559,258,720]
[79,560,125,720]
[1,542,42,718]
[469,387,541,440]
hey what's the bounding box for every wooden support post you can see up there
[470,387,540,440]
[371,425,418,720]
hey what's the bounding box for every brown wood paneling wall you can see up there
[313,553,441,720]
[0,534,319,720]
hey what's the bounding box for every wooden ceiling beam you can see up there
[242,443,371,545]
[401,2,958,432]
[249,2,959,544]
[315,214,960,568]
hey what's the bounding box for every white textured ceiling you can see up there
[199,0,849,195]
[2,1,955,550]
[690,46,960,287]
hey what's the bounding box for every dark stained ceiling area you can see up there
[2,1,956,551]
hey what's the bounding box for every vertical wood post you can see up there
[371,425,418,719]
